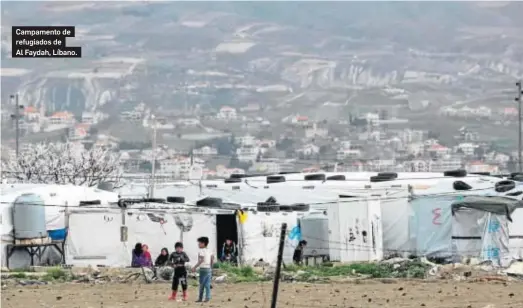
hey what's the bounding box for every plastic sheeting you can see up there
[480,213,511,267]
[328,197,383,262]
[452,210,511,267]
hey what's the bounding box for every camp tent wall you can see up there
[450,196,521,267]
[409,195,461,258]
[181,181,411,258]
[408,177,507,258]
[154,180,412,258]
[328,196,383,263]
[376,187,412,257]
[65,208,217,267]
[66,206,303,267]
[0,184,119,268]
[238,211,301,265]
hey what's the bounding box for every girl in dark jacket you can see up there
[155,248,169,266]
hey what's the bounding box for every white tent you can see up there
[154,181,412,257]
[451,196,523,267]
[65,206,304,267]
[115,172,519,261]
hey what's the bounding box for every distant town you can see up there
[1,101,520,181]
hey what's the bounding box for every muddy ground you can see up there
[2,280,522,308]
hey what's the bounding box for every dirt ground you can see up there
[2,280,523,308]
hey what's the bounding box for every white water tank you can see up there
[300,212,330,257]
[13,193,47,239]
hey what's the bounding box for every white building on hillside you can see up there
[217,106,237,120]
[193,146,218,157]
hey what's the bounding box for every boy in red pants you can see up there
[168,242,190,301]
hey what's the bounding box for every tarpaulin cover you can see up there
[451,196,523,221]
[452,210,511,267]
[479,213,511,267]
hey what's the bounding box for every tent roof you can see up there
[451,195,523,221]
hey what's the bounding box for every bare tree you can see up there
[1,142,123,187]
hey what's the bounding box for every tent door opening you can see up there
[216,214,238,261]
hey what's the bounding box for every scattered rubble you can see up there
[2,259,521,287]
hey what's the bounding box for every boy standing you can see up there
[192,237,214,302]
[168,242,190,301]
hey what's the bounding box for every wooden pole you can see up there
[270,223,287,308]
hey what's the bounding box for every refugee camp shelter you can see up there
[65,203,305,267]
[154,178,411,256]
[451,196,523,267]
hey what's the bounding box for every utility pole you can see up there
[516,80,522,172]
[9,94,23,159]
[150,115,157,197]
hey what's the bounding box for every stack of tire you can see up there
[369,172,398,183]
[256,202,310,212]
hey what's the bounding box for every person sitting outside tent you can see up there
[151,248,169,280]
[131,242,152,267]
[220,238,237,264]
[155,248,170,266]
[142,244,153,265]
[293,240,307,265]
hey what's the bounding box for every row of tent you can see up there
[117,171,523,266]
[1,171,523,268]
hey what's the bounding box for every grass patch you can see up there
[7,268,26,272]
[284,260,431,279]
[214,263,265,283]
[9,272,27,279]
[41,267,69,281]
